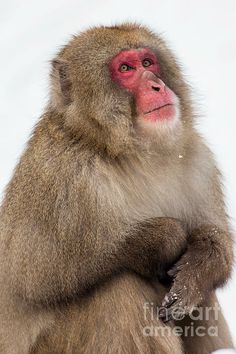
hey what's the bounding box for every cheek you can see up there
[149,64,161,75]
[110,71,141,92]
[114,75,137,89]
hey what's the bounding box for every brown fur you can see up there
[32,274,184,354]
[31,276,233,354]
[0,23,234,353]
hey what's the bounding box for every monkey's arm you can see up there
[5,213,185,306]
[160,165,234,321]
[0,135,186,305]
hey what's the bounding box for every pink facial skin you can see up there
[110,48,177,122]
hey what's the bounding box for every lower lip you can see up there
[144,104,176,122]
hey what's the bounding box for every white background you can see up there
[0,0,235,345]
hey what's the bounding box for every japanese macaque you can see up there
[0,23,234,354]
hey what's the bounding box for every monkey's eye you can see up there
[119,64,133,72]
[142,58,153,67]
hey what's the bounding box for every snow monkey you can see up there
[0,24,234,354]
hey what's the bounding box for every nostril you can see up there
[152,86,160,92]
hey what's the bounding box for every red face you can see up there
[110,48,178,123]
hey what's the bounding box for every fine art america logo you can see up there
[143,302,221,337]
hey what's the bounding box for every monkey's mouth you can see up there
[143,103,176,122]
[144,103,174,115]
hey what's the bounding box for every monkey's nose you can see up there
[141,71,165,93]
[152,85,160,92]
[151,79,165,93]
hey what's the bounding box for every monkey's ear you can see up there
[51,59,72,105]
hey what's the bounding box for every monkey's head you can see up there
[50,24,193,156]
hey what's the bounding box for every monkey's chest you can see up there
[102,169,195,224]
[128,177,192,222]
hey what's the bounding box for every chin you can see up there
[136,103,182,143]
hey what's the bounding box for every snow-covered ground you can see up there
[0,0,235,347]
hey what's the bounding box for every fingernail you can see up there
[159,308,166,318]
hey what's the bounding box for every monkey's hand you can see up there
[159,225,233,322]
[126,217,187,279]
[159,251,204,322]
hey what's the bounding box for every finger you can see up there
[159,307,174,322]
[161,302,188,322]
[167,266,178,277]
[161,291,178,308]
